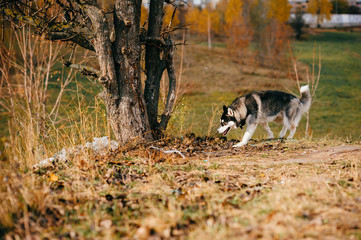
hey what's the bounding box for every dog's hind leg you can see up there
[288,125,297,139]
[233,123,258,147]
[287,117,300,139]
[287,114,302,139]
[279,126,288,138]
[279,112,291,138]
[261,122,274,139]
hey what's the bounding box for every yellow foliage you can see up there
[307,0,333,23]
[163,5,180,27]
[268,0,291,23]
[225,0,243,27]
[141,5,149,26]
[186,7,220,36]
[210,9,221,35]
[186,8,206,34]
[49,173,59,182]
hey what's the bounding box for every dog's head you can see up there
[217,105,238,136]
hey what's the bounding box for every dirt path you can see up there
[212,144,361,168]
[268,145,361,165]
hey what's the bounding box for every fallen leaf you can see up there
[50,173,59,182]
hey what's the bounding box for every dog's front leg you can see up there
[233,123,257,147]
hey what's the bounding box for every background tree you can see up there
[141,5,149,26]
[348,5,361,14]
[330,0,349,14]
[264,0,292,62]
[307,0,333,27]
[246,0,291,65]
[2,0,185,146]
[163,5,180,26]
[224,0,253,61]
[268,0,291,23]
[185,4,220,48]
[290,7,306,40]
[185,0,292,65]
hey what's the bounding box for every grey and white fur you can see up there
[217,85,311,147]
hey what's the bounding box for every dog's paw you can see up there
[233,142,246,148]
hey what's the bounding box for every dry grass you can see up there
[1,138,360,239]
[175,44,299,95]
[1,29,361,239]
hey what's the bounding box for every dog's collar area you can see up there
[236,119,246,129]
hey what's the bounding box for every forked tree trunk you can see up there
[85,1,153,145]
[3,0,179,146]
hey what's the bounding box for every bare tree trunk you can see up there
[159,36,177,130]
[3,0,181,146]
[144,0,177,137]
[113,0,153,145]
[144,0,166,136]
[85,1,153,145]
[207,13,212,49]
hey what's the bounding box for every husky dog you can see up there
[217,85,311,147]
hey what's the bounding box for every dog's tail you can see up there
[300,85,311,113]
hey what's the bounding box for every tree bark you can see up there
[112,0,153,145]
[159,36,177,130]
[207,12,212,49]
[85,1,153,145]
[2,0,181,146]
[144,0,166,136]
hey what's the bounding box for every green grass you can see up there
[1,30,361,240]
[293,31,361,138]
[2,31,360,140]
[179,30,361,139]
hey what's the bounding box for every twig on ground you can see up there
[149,146,186,158]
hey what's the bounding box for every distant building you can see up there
[288,0,361,13]
[348,0,361,7]
[288,0,308,13]
[288,0,361,27]
[297,13,361,27]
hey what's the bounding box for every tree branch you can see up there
[159,37,177,130]
[63,61,100,79]
[140,36,166,46]
[82,4,118,95]
[2,7,95,51]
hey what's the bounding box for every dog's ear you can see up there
[227,108,234,117]
[223,105,227,113]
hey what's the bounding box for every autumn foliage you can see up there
[223,0,253,61]
[307,0,333,26]
[184,0,293,65]
[186,6,220,37]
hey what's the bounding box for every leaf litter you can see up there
[2,136,361,239]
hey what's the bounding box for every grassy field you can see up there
[1,30,360,140]
[293,30,361,138]
[1,30,361,239]
[174,30,361,140]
